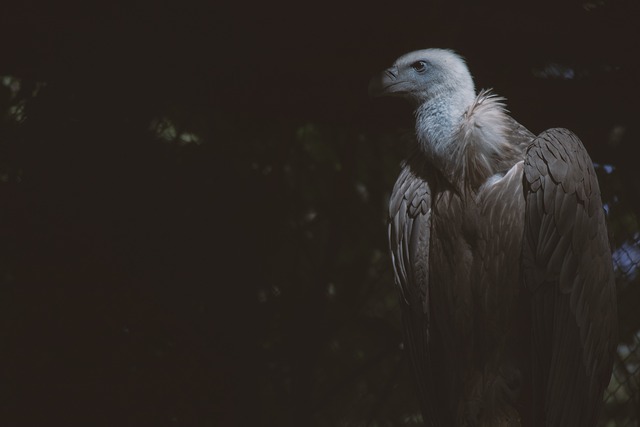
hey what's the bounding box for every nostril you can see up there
[385,68,397,80]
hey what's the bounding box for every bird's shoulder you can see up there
[389,153,434,219]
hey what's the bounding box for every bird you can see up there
[369,49,617,427]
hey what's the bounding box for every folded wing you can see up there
[522,128,618,427]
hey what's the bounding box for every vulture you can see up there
[369,49,617,427]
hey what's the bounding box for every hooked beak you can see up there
[368,66,408,97]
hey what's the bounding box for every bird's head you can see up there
[369,49,475,107]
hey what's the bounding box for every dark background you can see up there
[0,0,639,426]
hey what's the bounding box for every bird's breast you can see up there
[430,163,526,350]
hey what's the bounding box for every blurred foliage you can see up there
[595,163,640,427]
[0,0,639,426]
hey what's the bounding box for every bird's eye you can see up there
[411,61,427,73]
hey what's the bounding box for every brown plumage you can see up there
[371,49,617,426]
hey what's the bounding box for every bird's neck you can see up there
[415,90,519,193]
[415,91,474,182]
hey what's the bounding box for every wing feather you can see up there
[523,128,617,427]
[388,157,440,426]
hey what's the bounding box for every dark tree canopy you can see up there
[0,0,638,426]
